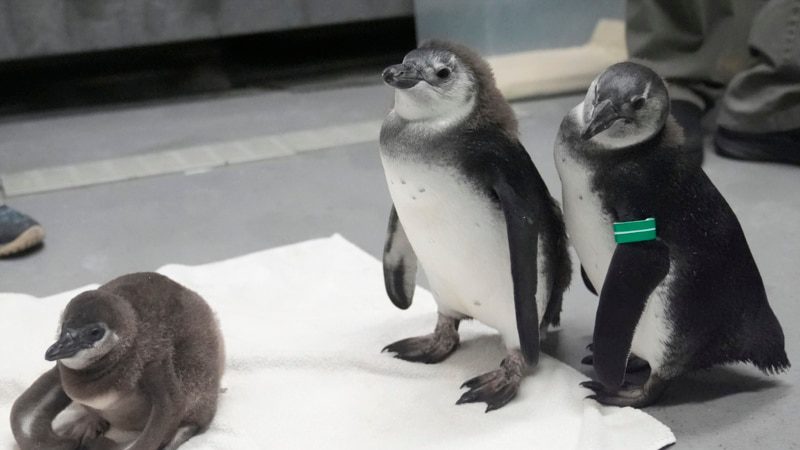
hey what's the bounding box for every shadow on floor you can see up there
[659,365,787,406]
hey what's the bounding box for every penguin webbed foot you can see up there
[55,409,109,447]
[456,352,525,413]
[580,375,666,408]
[383,314,460,364]
[581,343,650,374]
[382,334,458,363]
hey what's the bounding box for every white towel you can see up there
[0,235,675,449]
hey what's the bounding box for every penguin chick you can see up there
[379,40,572,412]
[10,272,225,450]
[555,62,789,407]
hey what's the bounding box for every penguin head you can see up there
[580,62,669,148]
[382,40,481,125]
[46,290,137,370]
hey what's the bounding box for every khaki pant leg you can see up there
[626,0,765,108]
[718,0,800,132]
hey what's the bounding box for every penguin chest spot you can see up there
[382,159,489,227]
[555,149,615,290]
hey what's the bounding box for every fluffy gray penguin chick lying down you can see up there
[11,272,225,450]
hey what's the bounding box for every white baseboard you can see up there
[488,19,627,100]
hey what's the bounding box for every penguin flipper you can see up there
[593,240,669,388]
[10,366,77,450]
[494,179,540,366]
[383,205,418,310]
[581,265,597,295]
[124,359,185,450]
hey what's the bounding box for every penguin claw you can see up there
[580,380,604,391]
[460,370,501,390]
[456,379,518,412]
[457,367,521,412]
[382,333,459,364]
[580,380,654,407]
[56,411,109,445]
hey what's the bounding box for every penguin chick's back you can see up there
[99,272,225,365]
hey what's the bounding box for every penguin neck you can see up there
[59,343,131,386]
[592,129,656,150]
[392,90,476,133]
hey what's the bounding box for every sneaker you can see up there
[714,127,800,166]
[670,100,704,166]
[0,205,45,257]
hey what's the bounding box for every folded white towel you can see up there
[0,235,675,449]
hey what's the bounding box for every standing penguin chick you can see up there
[10,272,225,450]
[379,40,571,412]
[555,62,789,407]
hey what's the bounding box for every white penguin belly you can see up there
[382,157,549,348]
[555,116,671,370]
[629,266,674,372]
[67,388,150,431]
[555,142,616,290]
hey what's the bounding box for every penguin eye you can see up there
[88,327,105,341]
[436,68,451,79]
[632,96,646,110]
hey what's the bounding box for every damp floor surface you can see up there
[1,79,798,450]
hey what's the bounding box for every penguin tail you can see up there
[740,304,791,374]
[751,348,791,375]
[751,352,790,375]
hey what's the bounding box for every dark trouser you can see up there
[627,0,800,133]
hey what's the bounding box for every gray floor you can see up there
[1,81,798,449]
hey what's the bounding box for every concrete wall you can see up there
[0,0,413,61]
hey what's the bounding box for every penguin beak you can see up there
[45,329,87,361]
[582,100,620,140]
[382,63,422,89]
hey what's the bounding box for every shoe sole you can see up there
[715,133,800,166]
[0,225,45,257]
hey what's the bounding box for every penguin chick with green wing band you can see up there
[379,40,571,412]
[555,62,789,407]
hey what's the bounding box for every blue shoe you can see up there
[0,205,45,257]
